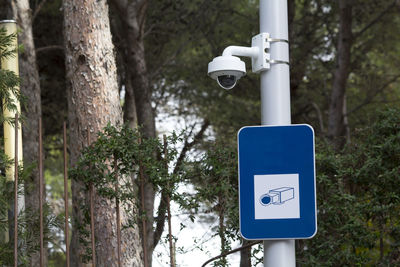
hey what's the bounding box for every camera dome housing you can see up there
[208,56,246,90]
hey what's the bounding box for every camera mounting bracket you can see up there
[251,32,290,73]
[251,32,270,73]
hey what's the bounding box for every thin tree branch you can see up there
[201,241,262,267]
[153,119,210,249]
[111,0,127,12]
[174,119,210,175]
[36,45,64,54]
[32,0,47,23]
[346,74,400,116]
[311,102,325,133]
[148,40,190,80]
[353,0,396,40]
[138,0,148,39]
[153,192,167,249]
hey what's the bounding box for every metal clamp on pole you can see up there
[268,59,290,66]
[265,34,290,66]
[266,37,289,44]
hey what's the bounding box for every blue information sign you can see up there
[237,124,317,240]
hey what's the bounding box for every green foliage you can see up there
[194,143,239,232]
[0,158,62,266]
[0,26,61,266]
[190,143,239,266]
[69,124,196,261]
[186,107,400,266]
[298,107,400,266]
[47,251,66,267]
[29,0,400,265]
[146,0,260,140]
[0,27,22,125]
[0,28,17,60]
[71,124,190,202]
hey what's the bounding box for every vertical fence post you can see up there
[13,114,19,267]
[63,122,70,267]
[87,130,96,267]
[138,137,148,267]
[163,135,175,267]
[89,183,96,266]
[114,156,122,267]
[38,117,44,267]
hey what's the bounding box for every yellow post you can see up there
[0,20,24,242]
[1,20,23,180]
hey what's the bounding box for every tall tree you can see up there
[109,0,158,264]
[327,0,352,149]
[13,0,43,265]
[63,0,143,265]
[327,0,399,149]
[109,1,218,262]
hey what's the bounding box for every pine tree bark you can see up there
[14,0,44,265]
[63,0,143,265]
[328,0,352,149]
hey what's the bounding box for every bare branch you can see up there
[201,241,262,267]
[148,40,190,80]
[311,102,325,133]
[347,74,400,116]
[153,192,167,249]
[153,119,210,249]
[138,0,148,39]
[36,45,64,54]
[353,0,396,40]
[32,0,47,23]
[111,0,127,12]
[173,119,210,175]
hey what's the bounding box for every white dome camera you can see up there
[207,33,271,90]
[207,56,246,90]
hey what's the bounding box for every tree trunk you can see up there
[328,0,352,149]
[218,196,227,265]
[239,239,252,267]
[123,75,138,128]
[14,0,44,265]
[109,15,138,128]
[111,1,157,265]
[0,0,15,20]
[63,0,143,265]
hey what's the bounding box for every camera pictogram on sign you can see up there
[259,187,294,206]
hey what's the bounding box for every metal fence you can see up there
[9,115,255,267]
[11,116,72,267]
[9,116,164,267]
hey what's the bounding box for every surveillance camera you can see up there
[208,56,246,90]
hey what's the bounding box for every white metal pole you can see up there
[259,0,295,266]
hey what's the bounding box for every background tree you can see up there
[13,0,44,265]
[298,107,400,266]
[0,26,60,266]
[109,1,215,264]
[62,0,143,265]
[192,143,239,267]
